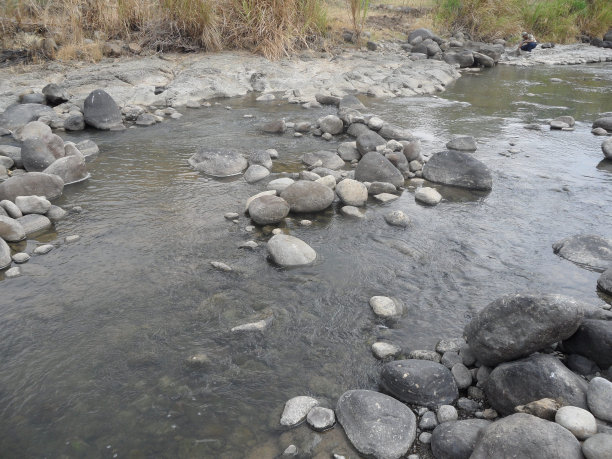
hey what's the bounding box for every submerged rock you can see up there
[422,150,492,190]
[280,181,334,213]
[43,154,89,185]
[446,136,477,152]
[415,187,442,205]
[188,149,248,177]
[552,235,612,271]
[593,117,612,132]
[336,389,416,459]
[267,234,316,267]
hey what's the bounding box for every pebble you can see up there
[369,296,402,318]
[283,445,298,456]
[65,235,80,243]
[420,411,438,430]
[555,406,598,440]
[5,267,21,278]
[245,225,255,232]
[224,212,240,220]
[437,405,458,423]
[419,432,432,444]
[306,406,335,431]
[322,133,333,140]
[372,342,401,360]
[272,228,282,235]
[384,210,410,227]
[34,244,54,255]
[231,320,268,333]
[210,261,232,272]
[340,206,364,218]
[482,408,498,420]
[11,252,30,263]
[299,220,312,226]
[373,193,399,203]
[239,241,258,249]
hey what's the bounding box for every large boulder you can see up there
[188,149,248,177]
[464,294,584,366]
[484,353,588,415]
[0,172,64,201]
[83,89,123,130]
[552,235,612,272]
[380,359,458,408]
[243,164,270,183]
[267,234,316,267]
[336,389,416,459]
[355,152,404,187]
[0,238,11,269]
[43,154,89,185]
[471,413,583,459]
[21,134,65,172]
[0,215,25,242]
[280,181,334,213]
[423,150,492,190]
[593,117,612,132]
[335,179,368,206]
[0,103,55,131]
[431,419,491,459]
[356,131,387,155]
[301,150,344,170]
[247,195,290,225]
[562,319,612,369]
[443,51,475,68]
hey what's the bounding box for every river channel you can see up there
[1,62,611,458]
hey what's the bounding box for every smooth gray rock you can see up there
[457,397,480,414]
[0,238,10,268]
[593,117,612,132]
[20,93,45,105]
[555,406,597,440]
[64,114,85,131]
[244,164,270,183]
[0,145,22,168]
[267,178,295,193]
[0,172,64,201]
[17,214,52,236]
[0,103,55,131]
[369,296,403,318]
[336,389,416,459]
[15,120,51,141]
[15,195,51,215]
[420,411,438,430]
[567,353,600,376]
[319,115,344,135]
[301,151,344,170]
[588,377,612,423]
[451,363,472,389]
[262,119,286,133]
[83,89,123,130]
[378,123,412,141]
[280,396,319,427]
[582,433,612,459]
[248,195,290,225]
[443,51,475,68]
[0,215,25,242]
[431,419,490,459]
[135,113,156,126]
[415,187,441,205]
[562,319,612,369]
[340,205,364,218]
[402,139,421,162]
[347,123,373,138]
[464,294,584,366]
[384,210,409,227]
[553,235,612,272]
[356,132,387,155]
[441,351,463,368]
[188,149,248,177]
[306,406,335,432]
[603,138,612,159]
[372,342,401,360]
[423,150,492,190]
[280,181,334,213]
[46,205,67,221]
[336,179,367,206]
[21,136,63,172]
[368,182,397,195]
[11,252,29,263]
[484,353,588,415]
[248,150,273,170]
[446,136,477,152]
[437,405,458,423]
[380,359,459,408]
[471,414,582,459]
[0,200,22,218]
[315,94,341,106]
[267,234,316,267]
[355,152,404,187]
[337,142,361,161]
[33,244,54,255]
[43,154,89,185]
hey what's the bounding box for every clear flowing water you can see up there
[1,63,611,458]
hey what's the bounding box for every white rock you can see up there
[340,206,365,218]
[11,252,30,263]
[33,244,54,255]
[555,406,597,440]
[65,235,80,243]
[267,234,316,267]
[211,261,232,272]
[336,179,367,206]
[280,396,319,427]
[231,320,268,333]
[315,175,336,189]
[5,267,21,278]
[372,342,401,360]
[415,187,442,205]
[369,296,403,318]
[267,178,295,193]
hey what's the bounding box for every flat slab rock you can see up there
[336,389,416,459]
[553,234,612,272]
[422,150,492,191]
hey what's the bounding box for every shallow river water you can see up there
[1,63,611,458]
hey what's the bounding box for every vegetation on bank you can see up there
[434,0,612,43]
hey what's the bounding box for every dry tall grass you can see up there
[0,0,328,60]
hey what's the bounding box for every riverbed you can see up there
[1,62,611,458]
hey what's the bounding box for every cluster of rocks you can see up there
[188,94,493,267]
[278,293,612,458]
[593,114,612,140]
[588,28,612,49]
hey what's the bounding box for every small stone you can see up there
[515,398,561,421]
[372,342,401,360]
[420,411,438,430]
[468,386,485,401]
[33,244,53,255]
[592,127,608,136]
[272,228,282,235]
[340,206,364,218]
[225,212,240,220]
[419,432,432,444]
[184,353,210,368]
[306,406,335,432]
[437,405,458,423]
[408,350,441,363]
[280,396,319,427]
[482,408,498,420]
[555,406,597,440]
[231,320,268,333]
[415,187,442,206]
[5,267,21,278]
[11,252,30,263]
[457,397,480,414]
[369,296,403,318]
[239,241,258,249]
[72,206,83,213]
[65,235,80,243]
[460,344,476,366]
[374,193,399,203]
[299,220,312,226]
[210,261,232,272]
[441,351,463,369]
[384,210,409,227]
[452,363,473,389]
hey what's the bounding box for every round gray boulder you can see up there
[553,235,612,271]
[471,413,583,459]
[431,419,491,459]
[422,150,492,190]
[306,406,335,432]
[21,135,65,172]
[355,152,404,187]
[267,234,316,267]
[336,389,416,459]
[248,195,290,225]
[243,164,270,183]
[593,117,612,132]
[43,154,89,185]
[588,377,612,423]
[83,89,123,130]
[380,359,459,408]
[582,433,612,459]
[16,214,52,236]
[15,195,51,215]
[188,149,248,177]
[336,179,367,206]
[356,131,387,155]
[0,172,64,201]
[0,215,25,242]
[464,294,584,366]
[484,353,588,415]
[319,115,344,135]
[248,150,273,170]
[555,406,597,440]
[280,181,334,213]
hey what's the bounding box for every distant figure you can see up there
[519,32,538,52]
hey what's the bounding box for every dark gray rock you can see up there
[20,136,60,172]
[16,214,52,236]
[457,397,479,414]
[0,172,64,201]
[443,51,474,68]
[0,238,10,269]
[64,114,85,131]
[380,359,459,408]
[336,389,416,459]
[347,123,373,138]
[356,132,387,155]
[401,139,421,162]
[422,150,492,190]
[484,353,588,415]
[431,419,491,459]
[42,83,69,106]
[0,145,22,168]
[593,117,612,132]
[315,94,341,106]
[248,195,290,225]
[280,181,334,213]
[408,28,442,44]
[43,154,89,185]
[319,115,344,135]
[355,152,404,187]
[470,43,504,63]
[446,136,477,152]
[471,413,582,459]
[188,149,248,177]
[243,165,270,183]
[598,267,612,295]
[566,354,600,376]
[464,294,584,366]
[301,151,344,170]
[368,182,397,195]
[552,235,612,272]
[0,103,55,131]
[83,89,123,130]
[473,52,495,68]
[562,319,612,369]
